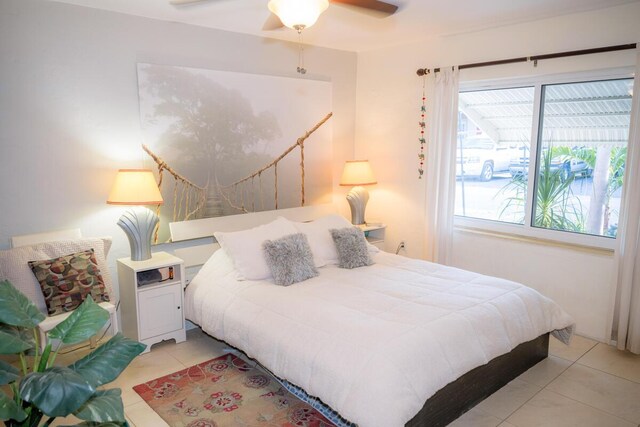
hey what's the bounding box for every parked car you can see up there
[509,147,592,180]
[456,138,518,181]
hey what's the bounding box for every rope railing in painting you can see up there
[142,144,207,242]
[142,111,333,241]
[217,112,333,212]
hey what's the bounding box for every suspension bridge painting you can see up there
[137,63,333,243]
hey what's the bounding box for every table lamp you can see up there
[339,160,377,225]
[106,169,164,261]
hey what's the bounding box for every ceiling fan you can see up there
[168,0,399,31]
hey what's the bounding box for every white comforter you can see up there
[186,251,574,427]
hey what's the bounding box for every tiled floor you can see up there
[12,330,640,427]
[452,335,640,427]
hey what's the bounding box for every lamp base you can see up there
[117,206,159,262]
[346,186,369,225]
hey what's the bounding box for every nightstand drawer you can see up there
[137,284,183,341]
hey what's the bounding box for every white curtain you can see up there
[615,48,640,354]
[424,68,460,264]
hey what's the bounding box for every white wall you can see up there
[0,0,357,298]
[355,3,640,341]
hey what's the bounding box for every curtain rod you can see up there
[416,43,637,76]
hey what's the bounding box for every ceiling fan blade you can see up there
[169,0,210,5]
[262,12,285,31]
[330,0,398,15]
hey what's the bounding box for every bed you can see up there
[172,205,574,427]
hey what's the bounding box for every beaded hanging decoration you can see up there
[418,75,427,178]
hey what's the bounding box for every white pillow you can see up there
[214,217,298,281]
[0,238,114,314]
[293,214,354,266]
[189,247,236,289]
[294,215,381,266]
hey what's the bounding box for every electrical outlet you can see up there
[395,241,406,255]
[399,241,406,250]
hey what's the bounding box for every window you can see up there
[455,87,534,224]
[455,75,634,244]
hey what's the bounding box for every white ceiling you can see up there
[47,0,639,52]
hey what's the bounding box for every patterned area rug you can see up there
[133,354,335,427]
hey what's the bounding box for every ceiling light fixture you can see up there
[268,0,328,74]
[267,0,329,31]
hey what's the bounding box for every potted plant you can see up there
[0,280,145,426]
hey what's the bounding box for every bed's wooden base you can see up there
[406,333,550,427]
[195,325,549,427]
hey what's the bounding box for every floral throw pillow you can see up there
[28,249,110,316]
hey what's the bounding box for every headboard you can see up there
[171,204,337,270]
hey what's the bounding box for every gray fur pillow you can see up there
[262,233,318,286]
[330,227,374,269]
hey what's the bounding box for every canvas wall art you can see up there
[137,63,333,243]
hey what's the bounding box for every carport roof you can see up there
[459,78,633,147]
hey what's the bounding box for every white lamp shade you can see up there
[340,160,377,186]
[106,169,164,205]
[268,0,329,29]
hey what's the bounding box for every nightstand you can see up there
[358,223,386,250]
[117,252,186,353]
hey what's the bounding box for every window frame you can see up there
[454,67,635,250]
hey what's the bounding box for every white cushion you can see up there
[292,214,353,266]
[0,238,114,314]
[293,215,381,266]
[214,217,298,281]
[191,247,235,288]
[38,301,116,332]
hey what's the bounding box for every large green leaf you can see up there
[0,359,19,385]
[0,329,32,354]
[0,280,45,328]
[20,366,95,417]
[0,325,36,356]
[74,389,125,423]
[69,334,145,388]
[37,342,53,373]
[0,389,27,422]
[48,297,109,345]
